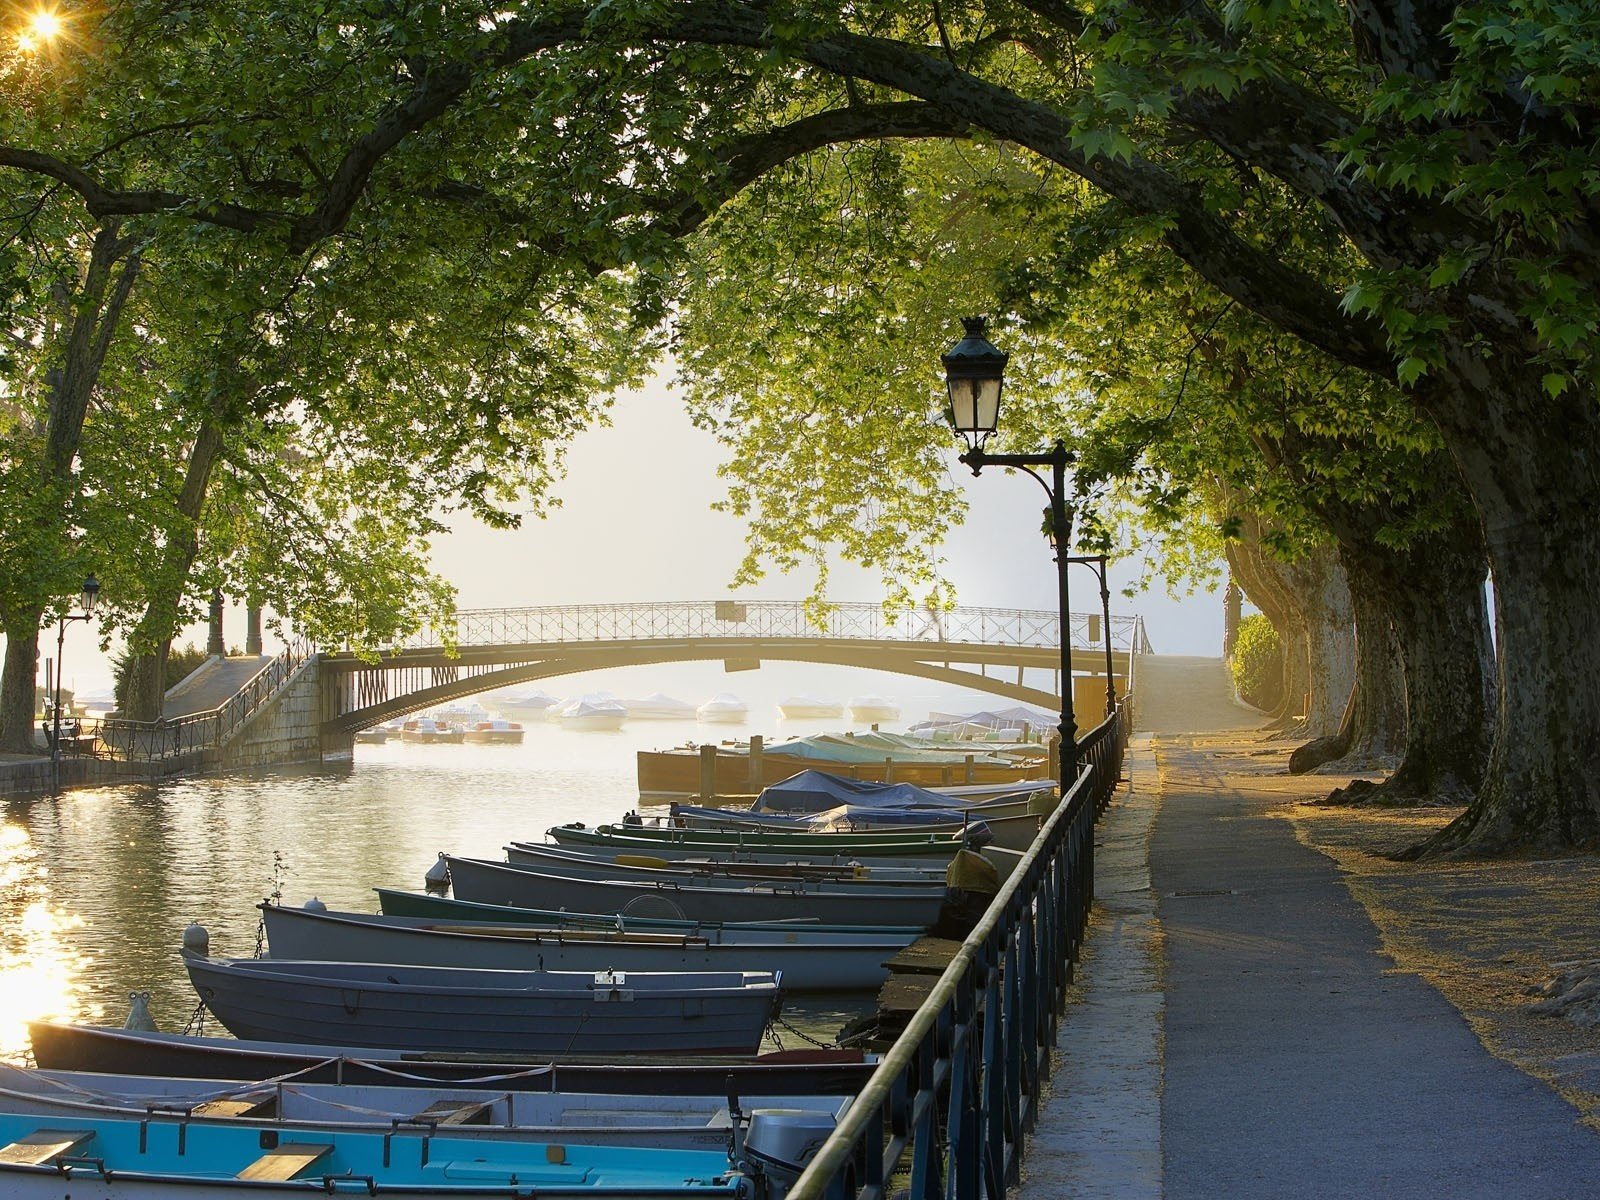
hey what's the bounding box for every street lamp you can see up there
[942,316,1078,784]
[1065,552,1118,717]
[51,573,100,793]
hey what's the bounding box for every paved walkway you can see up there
[1020,657,1600,1198]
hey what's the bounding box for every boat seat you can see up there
[236,1142,334,1181]
[410,1099,494,1126]
[0,1129,94,1167]
[193,1093,277,1119]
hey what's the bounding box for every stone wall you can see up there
[221,657,344,768]
[0,755,152,799]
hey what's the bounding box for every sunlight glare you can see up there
[15,7,62,53]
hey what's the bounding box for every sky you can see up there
[43,366,1227,700]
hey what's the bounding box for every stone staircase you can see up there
[162,655,271,718]
[1131,655,1263,735]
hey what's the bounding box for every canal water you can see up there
[0,708,934,1064]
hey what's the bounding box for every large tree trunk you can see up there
[120,420,228,722]
[1281,545,1355,741]
[1367,522,1494,808]
[0,227,139,752]
[0,619,43,752]
[1294,571,1407,775]
[1399,360,1600,855]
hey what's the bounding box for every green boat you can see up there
[374,887,926,937]
[547,821,980,858]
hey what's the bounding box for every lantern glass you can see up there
[941,316,1008,450]
[80,574,100,617]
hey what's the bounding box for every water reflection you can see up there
[0,716,879,1061]
[0,821,96,1058]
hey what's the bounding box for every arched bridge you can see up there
[319,600,1153,734]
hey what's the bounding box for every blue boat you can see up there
[0,1107,785,1197]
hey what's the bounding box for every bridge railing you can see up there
[68,639,312,771]
[783,699,1131,1200]
[387,601,1148,655]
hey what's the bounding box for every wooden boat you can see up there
[462,718,525,744]
[0,1108,760,1198]
[503,841,954,886]
[0,1061,848,1152]
[442,854,952,927]
[547,822,981,859]
[183,954,780,1056]
[27,1021,876,1095]
[261,902,913,991]
[375,887,927,937]
[532,829,956,870]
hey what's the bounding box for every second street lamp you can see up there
[942,316,1079,785]
[51,572,101,794]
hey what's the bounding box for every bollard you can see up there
[748,734,763,789]
[884,756,894,783]
[699,743,718,801]
[964,754,975,784]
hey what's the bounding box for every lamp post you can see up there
[51,573,100,794]
[1066,552,1118,717]
[942,315,1078,786]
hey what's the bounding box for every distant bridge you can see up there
[319,600,1152,735]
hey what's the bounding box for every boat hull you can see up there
[26,1021,874,1094]
[262,903,906,991]
[184,955,778,1056]
[444,855,949,928]
[0,1062,845,1152]
[0,1109,749,1198]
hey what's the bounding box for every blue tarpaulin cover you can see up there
[752,769,972,814]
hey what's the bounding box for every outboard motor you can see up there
[737,1107,840,1200]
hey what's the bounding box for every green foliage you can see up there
[1229,613,1284,712]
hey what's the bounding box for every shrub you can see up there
[1229,614,1284,712]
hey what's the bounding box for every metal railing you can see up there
[370,601,1150,657]
[64,640,312,770]
[785,700,1132,1200]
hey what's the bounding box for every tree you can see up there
[4,1,1595,853]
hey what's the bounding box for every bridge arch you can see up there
[318,600,1150,734]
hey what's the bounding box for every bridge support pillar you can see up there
[245,605,264,656]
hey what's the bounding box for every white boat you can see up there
[697,692,749,723]
[351,727,388,745]
[624,692,698,719]
[495,688,562,718]
[847,694,900,724]
[553,693,627,731]
[776,695,844,719]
